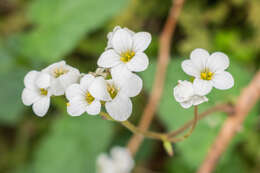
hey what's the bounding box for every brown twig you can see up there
[197,71,260,173]
[127,0,185,156]
[168,103,234,137]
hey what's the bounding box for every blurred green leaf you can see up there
[16,115,114,173]
[0,68,27,125]
[141,57,255,169]
[0,42,15,74]
[213,30,256,63]
[10,0,128,63]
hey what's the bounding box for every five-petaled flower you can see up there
[65,74,109,116]
[104,65,142,121]
[173,80,208,108]
[98,26,151,73]
[22,71,52,117]
[181,48,234,95]
[96,146,134,173]
[42,60,80,96]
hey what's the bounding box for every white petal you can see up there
[52,60,66,67]
[173,80,194,103]
[32,97,50,117]
[105,26,122,50]
[97,49,121,68]
[36,72,51,88]
[126,52,149,72]
[192,95,208,106]
[65,84,85,100]
[123,27,135,36]
[207,52,230,72]
[80,74,95,89]
[50,78,64,96]
[111,147,134,172]
[111,65,143,97]
[112,29,133,54]
[58,70,80,90]
[97,154,116,173]
[193,78,213,95]
[190,48,210,70]
[132,32,151,52]
[22,88,41,106]
[212,71,234,90]
[67,98,86,116]
[180,100,193,109]
[42,61,66,74]
[85,100,101,115]
[24,70,39,89]
[181,60,200,77]
[120,73,143,97]
[105,94,132,121]
[88,76,111,101]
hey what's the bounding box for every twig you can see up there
[167,103,234,138]
[165,106,199,143]
[101,104,233,143]
[127,0,186,156]
[197,70,260,173]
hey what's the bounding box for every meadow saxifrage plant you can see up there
[21,26,234,172]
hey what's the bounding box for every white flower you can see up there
[21,71,52,117]
[98,26,151,72]
[104,66,142,121]
[42,60,80,96]
[96,146,134,173]
[106,26,135,50]
[182,48,234,95]
[173,80,208,109]
[65,74,109,116]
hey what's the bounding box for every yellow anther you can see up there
[66,102,70,107]
[107,84,118,99]
[120,51,135,63]
[85,92,94,104]
[200,70,214,80]
[53,67,68,78]
[40,88,48,96]
[201,72,207,79]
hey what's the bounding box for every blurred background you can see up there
[0,0,260,172]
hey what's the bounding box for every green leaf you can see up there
[141,57,255,169]
[10,0,128,63]
[16,115,114,173]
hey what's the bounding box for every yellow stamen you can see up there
[200,69,214,80]
[53,67,68,78]
[85,92,94,104]
[120,51,135,63]
[107,84,118,99]
[40,88,48,96]
[66,102,70,107]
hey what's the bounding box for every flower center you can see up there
[85,92,95,104]
[53,68,68,78]
[107,84,118,99]
[40,88,48,96]
[120,51,135,63]
[200,70,214,80]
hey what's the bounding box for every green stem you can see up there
[167,106,199,142]
[100,106,199,143]
[99,112,167,141]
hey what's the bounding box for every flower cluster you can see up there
[96,146,134,173]
[22,26,151,121]
[173,48,234,108]
[22,61,80,116]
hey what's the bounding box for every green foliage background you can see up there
[0,0,259,172]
